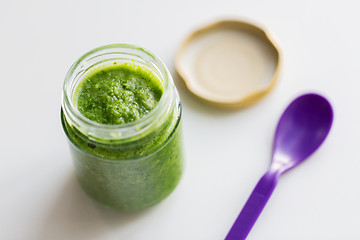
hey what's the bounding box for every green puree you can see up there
[62,62,183,211]
[76,62,163,125]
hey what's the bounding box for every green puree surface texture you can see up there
[76,62,163,125]
[63,62,183,211]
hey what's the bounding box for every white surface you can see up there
[1,0,360,239]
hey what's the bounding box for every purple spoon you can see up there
[225,93,333,240]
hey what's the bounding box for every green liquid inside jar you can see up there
[61,45,183,211]
[75,62,163,125]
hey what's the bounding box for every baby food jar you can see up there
[61,44,183,211]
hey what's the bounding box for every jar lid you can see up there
[175,19,281,108]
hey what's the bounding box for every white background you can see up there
[1,0,360,239]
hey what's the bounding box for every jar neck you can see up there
[62,44,175,143]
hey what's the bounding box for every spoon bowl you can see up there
[225,93,333,240]
[271,93,334,173]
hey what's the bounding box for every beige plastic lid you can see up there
[175,19,281,108]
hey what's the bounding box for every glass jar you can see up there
[61,44,183,211]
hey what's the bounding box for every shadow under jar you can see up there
[61,44,183,211]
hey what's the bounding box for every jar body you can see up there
[61,107,183,211]
[61,44,183,211]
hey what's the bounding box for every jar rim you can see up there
[62,43,174,141]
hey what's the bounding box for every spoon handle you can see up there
[225,171,280,240]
